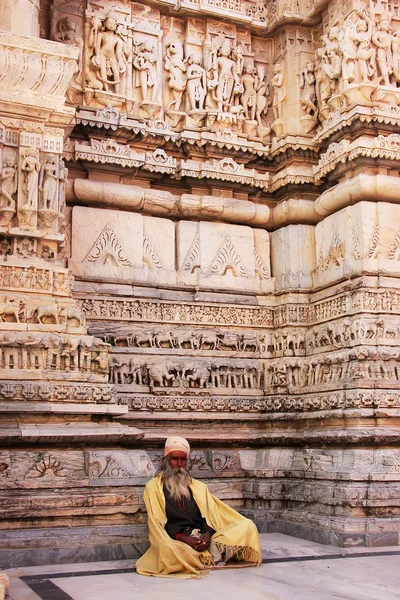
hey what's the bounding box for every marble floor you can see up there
[6,533,400,600]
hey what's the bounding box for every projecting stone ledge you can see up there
[0,422,143,445]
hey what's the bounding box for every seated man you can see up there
[136,435,261,578]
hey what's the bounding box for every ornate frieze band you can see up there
[117,390,400,413]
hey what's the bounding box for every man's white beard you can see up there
[163,462,191,502]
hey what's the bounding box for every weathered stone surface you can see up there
[271,225,316,291]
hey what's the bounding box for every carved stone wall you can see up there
[1,0,400,566]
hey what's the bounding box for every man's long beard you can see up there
[163,461,191,502]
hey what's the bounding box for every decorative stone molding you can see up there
[74,139,145,168]
[0,32,78,118]
[67,179,270,226]
[178,157,269,188]
[315,135,400,181]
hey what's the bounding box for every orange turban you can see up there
[163,436,190,457]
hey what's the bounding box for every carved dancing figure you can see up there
[299,61,317,116]
[321,27,342,95]
[133,40,158,103]
[348,13,376,83]
[21,148,40,209]
[271,62,285,120]
[0,158,17,210]
[164,40,187,112]
[39,154,59,211]
[186,53,207,111]
[372,14,393,87]
[241,64,258,121]
[90,11,126,93]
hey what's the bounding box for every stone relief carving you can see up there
[315,4,400,120]
[117,389,400,414]
[28,455,68,478]
[186,53,207,112]
[164,40,187,113]
[0,332,108,375]
[110,355,262,393]
[89,12,127,95]
[79,297,274,327]
[0,157,17,228]
[102,328,267,355]
[0,265,70,295]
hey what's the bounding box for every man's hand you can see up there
[177,535,202,549]
[195,531,211,552]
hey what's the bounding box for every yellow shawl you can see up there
[135,475,261,578]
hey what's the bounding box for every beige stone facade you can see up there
[1,0,400,566]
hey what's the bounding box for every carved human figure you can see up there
[164,40,187,112]
[372,14,393,87]
[133,39,158,103]
[54,16,83,87]
[320,27,342,96]
[315,46,332,108]
[271,62,285,120]
[299,61,317,116]
[392,31,400,85]
[0,158,17,210]
[90,12,126,93]
[39,154,58,211]
[255,66,270,127]
[348,14,376,83]
[209,40,240,112]
[241,64,258,120]
[21,148,40,209]
[186,53,207,111]
[58,158,68,215]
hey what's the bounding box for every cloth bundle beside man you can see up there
[136,435,261,578]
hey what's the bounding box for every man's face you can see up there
[168,451,188,471]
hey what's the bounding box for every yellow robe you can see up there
[135,475,262,578]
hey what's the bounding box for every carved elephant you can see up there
[148,362,176,387]
[185,365,210,388]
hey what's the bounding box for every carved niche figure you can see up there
[21,148,40,209]
[254,65,271,140]
[0,158,17,211]
[133,39,158,103]
[315,27,342,108]
[58,158,68,216]
[164,40,187,112]
[300,61,318,117]
[241,64,258,121]
[392,30,400,85]
[89,11,127,94]
[208,39,242,112]
[39,154,59,211]
[372,13,393,87]
[186,53,207,111]
[347,12,376,84]
[53,16,83,102]
[271,62,285,121]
